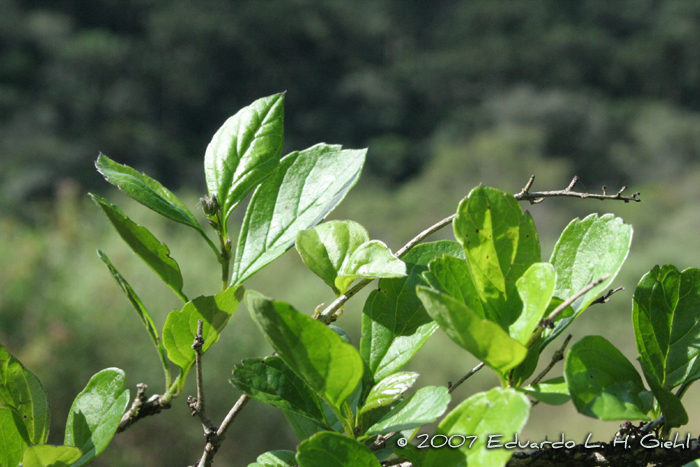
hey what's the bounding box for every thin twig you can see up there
[195,394,250,467]
[117,384,170,433]
[526,275,610,348]
[589,286,624,307]
[514,175,641,204]
[188,320,216,433]
[371,432,398,452]
[448,362,486,394]
[530,334,573,386]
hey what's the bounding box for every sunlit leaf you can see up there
[365,386,450,436]
[422,388,530,467]
[231,143,366,285]
[248,450,297,467]
[246,291,363,412]
[95,154,202,232]
[21,445,82,467]
[0,407,28,467]
[162,286,243,372]
[359,372,419,415]
[520,377,570,405]
[64,368,130,467]
[204,93,285,222]
[0,343,49,445]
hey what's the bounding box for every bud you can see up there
[200,195,219,216]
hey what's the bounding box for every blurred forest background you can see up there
[2,1,700,466]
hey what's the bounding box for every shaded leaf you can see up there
[545,214,632,347]
[21,445,82,467]
[297,432,381,467]
[231,143,366,285]
[510,263,555,344]
[95,154,202,232]
[204,93,285,222]
[0,343,49,445]
[231,356,324,423]
[641,360,688,429]
[417,287,528,375]
[365,386,450,436]
[564,336,652,421]
[361,241,464,382]
[163,286,243,372]
[90,195,186,301]
[246,292,363,412]
[96,251,169,381]
[64,368,130,467]
[422,388,530,467]
[359,372,419,415]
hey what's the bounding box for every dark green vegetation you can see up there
[3,94,700,467]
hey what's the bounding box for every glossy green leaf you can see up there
[246,291,363,412]
[0,343,49,445]
[361,241,464,382]
[565,336,652,421]
[520,377,570,405]
[633,265,700,390]
[422,388,530,467]
[296,220,370,293]
[641,360,688,429]
[95,154,202,232]
[297,432,381,467]
[21,445,82,467]
[96,251,169,381]
[162,286,243,372]
[453,186,541,329]
[248,450,297,467]
[423,254,484,319]
[365,386,450,436]
[510,263,555,344]
[335,241,406,294]
[231,143,366,285]
[359,372,419,415]
[417,287,528,375]
[90,195,186,301]
[64,368,130,467]
[205,93,285,222]
[545,214,632,347]
[231,356,325,423]
[0,407,28,467]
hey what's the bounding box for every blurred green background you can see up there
[2,1,700,465]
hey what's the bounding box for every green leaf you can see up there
[422,388,530,467]
[423,254,484,319]
[0,407,28,467]
[296,220,370,294]
[90,195,186,301]
[633,265,700,390]
[246,291,363,412]
[564,336,652,421]
[284,410,323,441]
[417,286,528,375]
[231,356,325,423]
[453,186,541,329]
[641,360,688,429]
[335,241,405,294]
[231,143,366,285]
[64,368,130,467]
[510,263,555,344]
[204,93,285,222]
[96,250,169,384]
[95,154,202,232]
[162,286,243,372]
[365,386,450,436]
[520,377,570,405]
[21,445,82,467]
[0,343,49,445]
[297,432,381,467]
[359,372,419,415]
[248,450,297,467]
[361,241,464,382]
[545,214,632,347]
